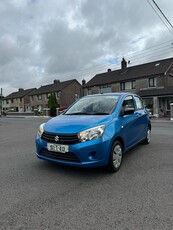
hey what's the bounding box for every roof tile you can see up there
[84,57,173,88]
[5,88,36,100]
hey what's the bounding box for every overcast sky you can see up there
[0,0,173,96]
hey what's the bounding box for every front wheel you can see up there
[107,140,123,173]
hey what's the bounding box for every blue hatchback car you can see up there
[35,92,151,172]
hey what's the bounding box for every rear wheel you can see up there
[142,128,151,144]
[107,140,123,172]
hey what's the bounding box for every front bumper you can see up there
[35,135,111,168]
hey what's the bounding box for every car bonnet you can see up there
[44,114,111,134]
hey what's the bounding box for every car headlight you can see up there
[38,123,45,137]
[78,125,105,142]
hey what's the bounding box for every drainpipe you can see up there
[170,103,173,121]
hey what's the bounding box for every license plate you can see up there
[47,143,69,153]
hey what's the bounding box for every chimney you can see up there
[54,80,60,84]
[107,69,111,72]
[121,58,127,70]
[19,88,24,92]
[82,79,86,86]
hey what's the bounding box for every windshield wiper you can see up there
[65,112,110,115]
[91,112,109,115]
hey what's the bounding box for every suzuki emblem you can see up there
[55,136,59,142]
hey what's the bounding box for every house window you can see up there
[121,81,136,90]
[6,100,9,104]
[149,77,156,87]
[20,98,22,102]
[37,95,42,100]
[100,84,112,93]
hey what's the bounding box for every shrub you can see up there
[48,93,58,117]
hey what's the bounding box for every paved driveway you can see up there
[0,117,173,230]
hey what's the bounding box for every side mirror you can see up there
[121,108,135,116]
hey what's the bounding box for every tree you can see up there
[48,93,58,117]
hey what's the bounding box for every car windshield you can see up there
[65,95,120,115]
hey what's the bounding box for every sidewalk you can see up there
[1,115,50,119]
[150,117,172,122]
[1,114,173,122]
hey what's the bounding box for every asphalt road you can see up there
[0,117,173,230]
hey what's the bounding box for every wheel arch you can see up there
[107,135,124,172]
[148,123,151,130]
[112,136,125,154]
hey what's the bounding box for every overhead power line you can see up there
[126,42,173,64]
[147,0,173,35]
[152,0,173,30]
[79,40,173,72]
[48,38,173,84]
[58,40,173,82]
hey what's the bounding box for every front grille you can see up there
[41,131,79,144]
[40,148,81,163]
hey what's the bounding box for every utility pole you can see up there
[0,88,2,116]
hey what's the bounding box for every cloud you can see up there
[0,0,173,96]
[41,19,104,75]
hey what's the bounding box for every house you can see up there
[3,88,36,112]
[29,79,82,112]
[83,57,173,117]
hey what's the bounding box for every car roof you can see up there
[85,92,137,97]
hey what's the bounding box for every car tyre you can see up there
[142,128,151,144]
[107,140,123,173]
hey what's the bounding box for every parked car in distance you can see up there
[35,92,151,172]
[58,106,67,112]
